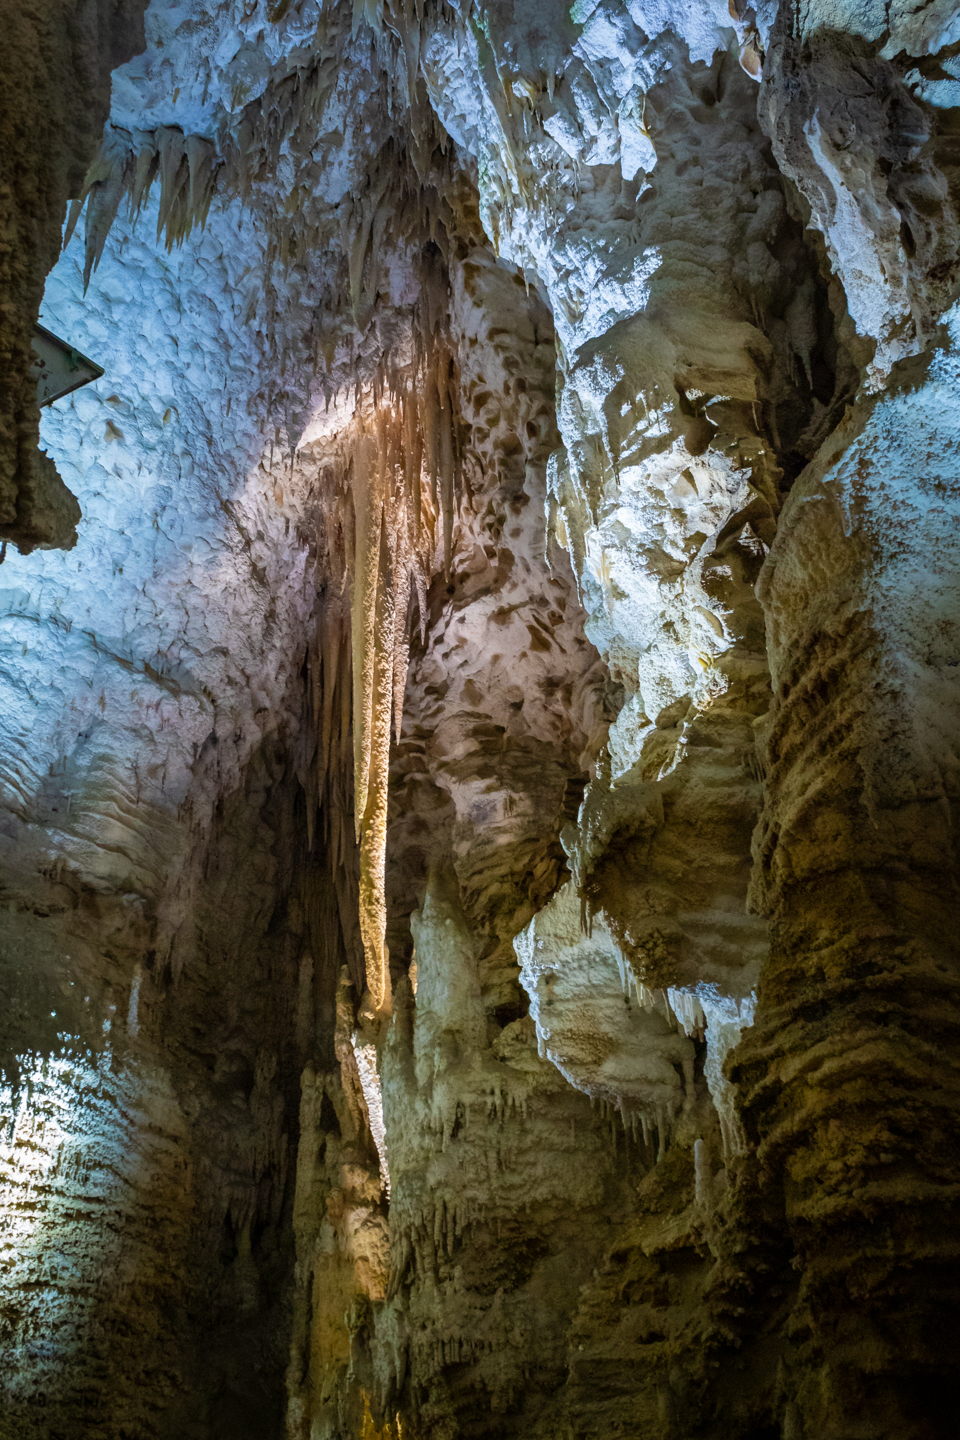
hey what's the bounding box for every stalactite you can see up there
[65,125,223,286]
[62,0,458,300]
[300,282,465,1017]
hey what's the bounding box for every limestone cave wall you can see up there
[0,1,959,1438]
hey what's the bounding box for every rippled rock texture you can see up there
[1,1,959,1437]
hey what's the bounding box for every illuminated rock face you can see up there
[0,1,959,1437]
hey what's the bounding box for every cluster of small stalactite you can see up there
[65,0,352,280]
[63,0,457,290]
[64,125,222,283]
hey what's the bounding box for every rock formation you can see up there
[0,0,148,553]
[0,0,958,1436]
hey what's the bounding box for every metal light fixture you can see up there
[31,323,104,407]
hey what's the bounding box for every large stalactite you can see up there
[0,1,959,1437]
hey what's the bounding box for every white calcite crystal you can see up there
[514,880,694,1131]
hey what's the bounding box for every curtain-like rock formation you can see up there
[1,1,959,1437]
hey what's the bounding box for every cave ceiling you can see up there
[0,0,959,1436]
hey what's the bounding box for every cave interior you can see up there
[1,0,960,1437]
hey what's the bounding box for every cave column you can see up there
[734,320,960,1435]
